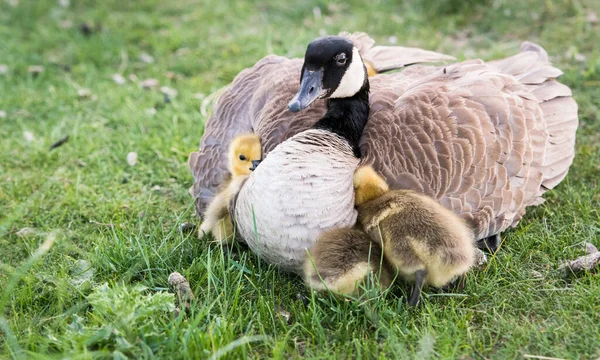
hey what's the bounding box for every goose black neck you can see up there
[313,83,370,157]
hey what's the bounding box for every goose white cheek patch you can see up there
[330,47,366,98]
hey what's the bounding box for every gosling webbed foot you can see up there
[408,269,427,307]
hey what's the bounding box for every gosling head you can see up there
[288,36,367,112]
[353,165,389,206]
[228,134,262,176]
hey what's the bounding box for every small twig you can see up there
[88,220,114,228]
[168,272,195,315]
[523,355,566,360]
[49,135,69,151]
[558,242,600,275]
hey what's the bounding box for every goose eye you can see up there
[335,53,347,66]
[239,155,246,161]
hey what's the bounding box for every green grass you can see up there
[1,0,599,358]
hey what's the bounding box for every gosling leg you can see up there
[408,269,427,307]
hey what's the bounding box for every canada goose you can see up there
[199,134,261,242]
[354,165,476,306]
[189,32,455,217]
[304,228,393,295]
[189,35,578,271]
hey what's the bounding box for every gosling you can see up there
[199,134,262,243]
[304,228,393,296]
[354,165,476,306]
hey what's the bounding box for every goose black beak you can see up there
[288,69,325,112]
[249,159,261,171]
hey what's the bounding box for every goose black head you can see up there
[288,36,367,112]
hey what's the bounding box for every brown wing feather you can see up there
[361,43,577,239]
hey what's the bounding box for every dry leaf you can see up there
[77,88,93,99]
[28,65,45,74]
[273,304,292,324]
[531,270,543,279]
[139,52,155,64]
[175,48,190,56]
[126,152,138,166]
[587,11,598,24]
[112,73,126,85]
[160,86,177,98]
[16,227,36,238]
[165,71,178,80]
[142,78,159,89]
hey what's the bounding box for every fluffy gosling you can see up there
[199,134,262,242]
[304,228,393,295]
[354,165,476,306]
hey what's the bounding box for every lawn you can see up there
[1,0,599,358]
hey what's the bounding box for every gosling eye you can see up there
[239,155,246,161]
[335,53,347,66]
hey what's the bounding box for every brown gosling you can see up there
[304,228,393,296]
[354,165,476,306]
[199,134,262,243]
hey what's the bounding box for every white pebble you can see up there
[112,73,126,85]
[160,86,178,98]
[139,52,155,64]
[126,152,138,166]
[142,78,159,89]
[77,88,92,98]
[23,131,34,142]
[312,7,322,19]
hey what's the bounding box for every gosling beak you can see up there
[249,159,261,171]
[288,68,325,112]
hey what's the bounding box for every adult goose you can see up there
[189,32,455,218]
[191,36,578,272]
